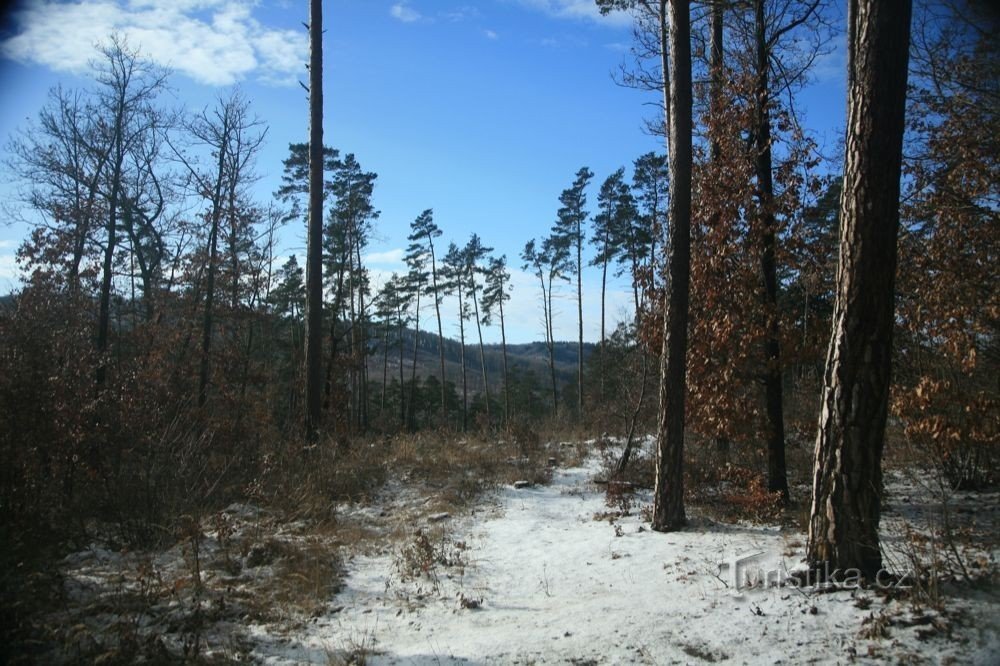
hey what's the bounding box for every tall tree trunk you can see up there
[198,215,220,407]
[544,273,558,413]
[430,244,447,423]
[710,0,724,163]
[457,284,468,431]
[652,0,692,533]
[600,254,608,401]
[324,251,349,411]
[710,0,729,454]
[354,238,368,431]
[754,0,789,502]
[469,275,491,425]
[347,237,358,430]
[380,318,389,417]
[408,289,421,430]
[499,294,510,425]
[198,136,228,408]
[397,307,406,429]
[576,230,584,415]
[96,138,124,391]
[658,0,671,139]
[806,0,911,581]
[304,0,324,441]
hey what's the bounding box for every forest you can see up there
[0,0,996,663]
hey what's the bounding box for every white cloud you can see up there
[363,248,407,267]
[518,0,632,28]
[390,2,422,23]
[442,6,480,22]
[484,29,499,40]
[811,39,847,85]
[0,0,309,87]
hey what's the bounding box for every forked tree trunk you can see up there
[806,0,911,580]
[469,273,491,425]
[651,0,692,533]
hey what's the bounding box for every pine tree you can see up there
[403,239,429,431]
[551,167,594,415]
[806,0,912,580]
[590,168,635,400]
[482,255,513,426]
[463,234,494,426]
[652,0,693,533]
[304,0,325,441]
[407,210,447,423]
[443,243,470,431]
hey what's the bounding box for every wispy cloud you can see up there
[0,0,309,87]
[517,0,632,28]
[390,2,422,23]
[442,6,480,22]
[484,29,499,40]
[364,248,406,266]
[811,39,847,86]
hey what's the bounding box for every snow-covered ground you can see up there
[249,442,1000,665]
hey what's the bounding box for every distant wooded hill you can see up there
[369,327,595,394]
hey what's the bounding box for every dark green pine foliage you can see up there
[631,152,669,302]
[326,154,379,429]
[403,232,430,431]
[442,242,470,430]
[481,254,513,424]
[406,209,447,423]
[590,167,638,400]
[462,234,494,426]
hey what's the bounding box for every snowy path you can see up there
[250,451,999,664]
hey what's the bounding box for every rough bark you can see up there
[806,0,911,580]
[304,0,324,441]
[652,0,692,532]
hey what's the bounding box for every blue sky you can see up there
[0,0,846,343]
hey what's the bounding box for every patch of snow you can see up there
[251,447,1000,664]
